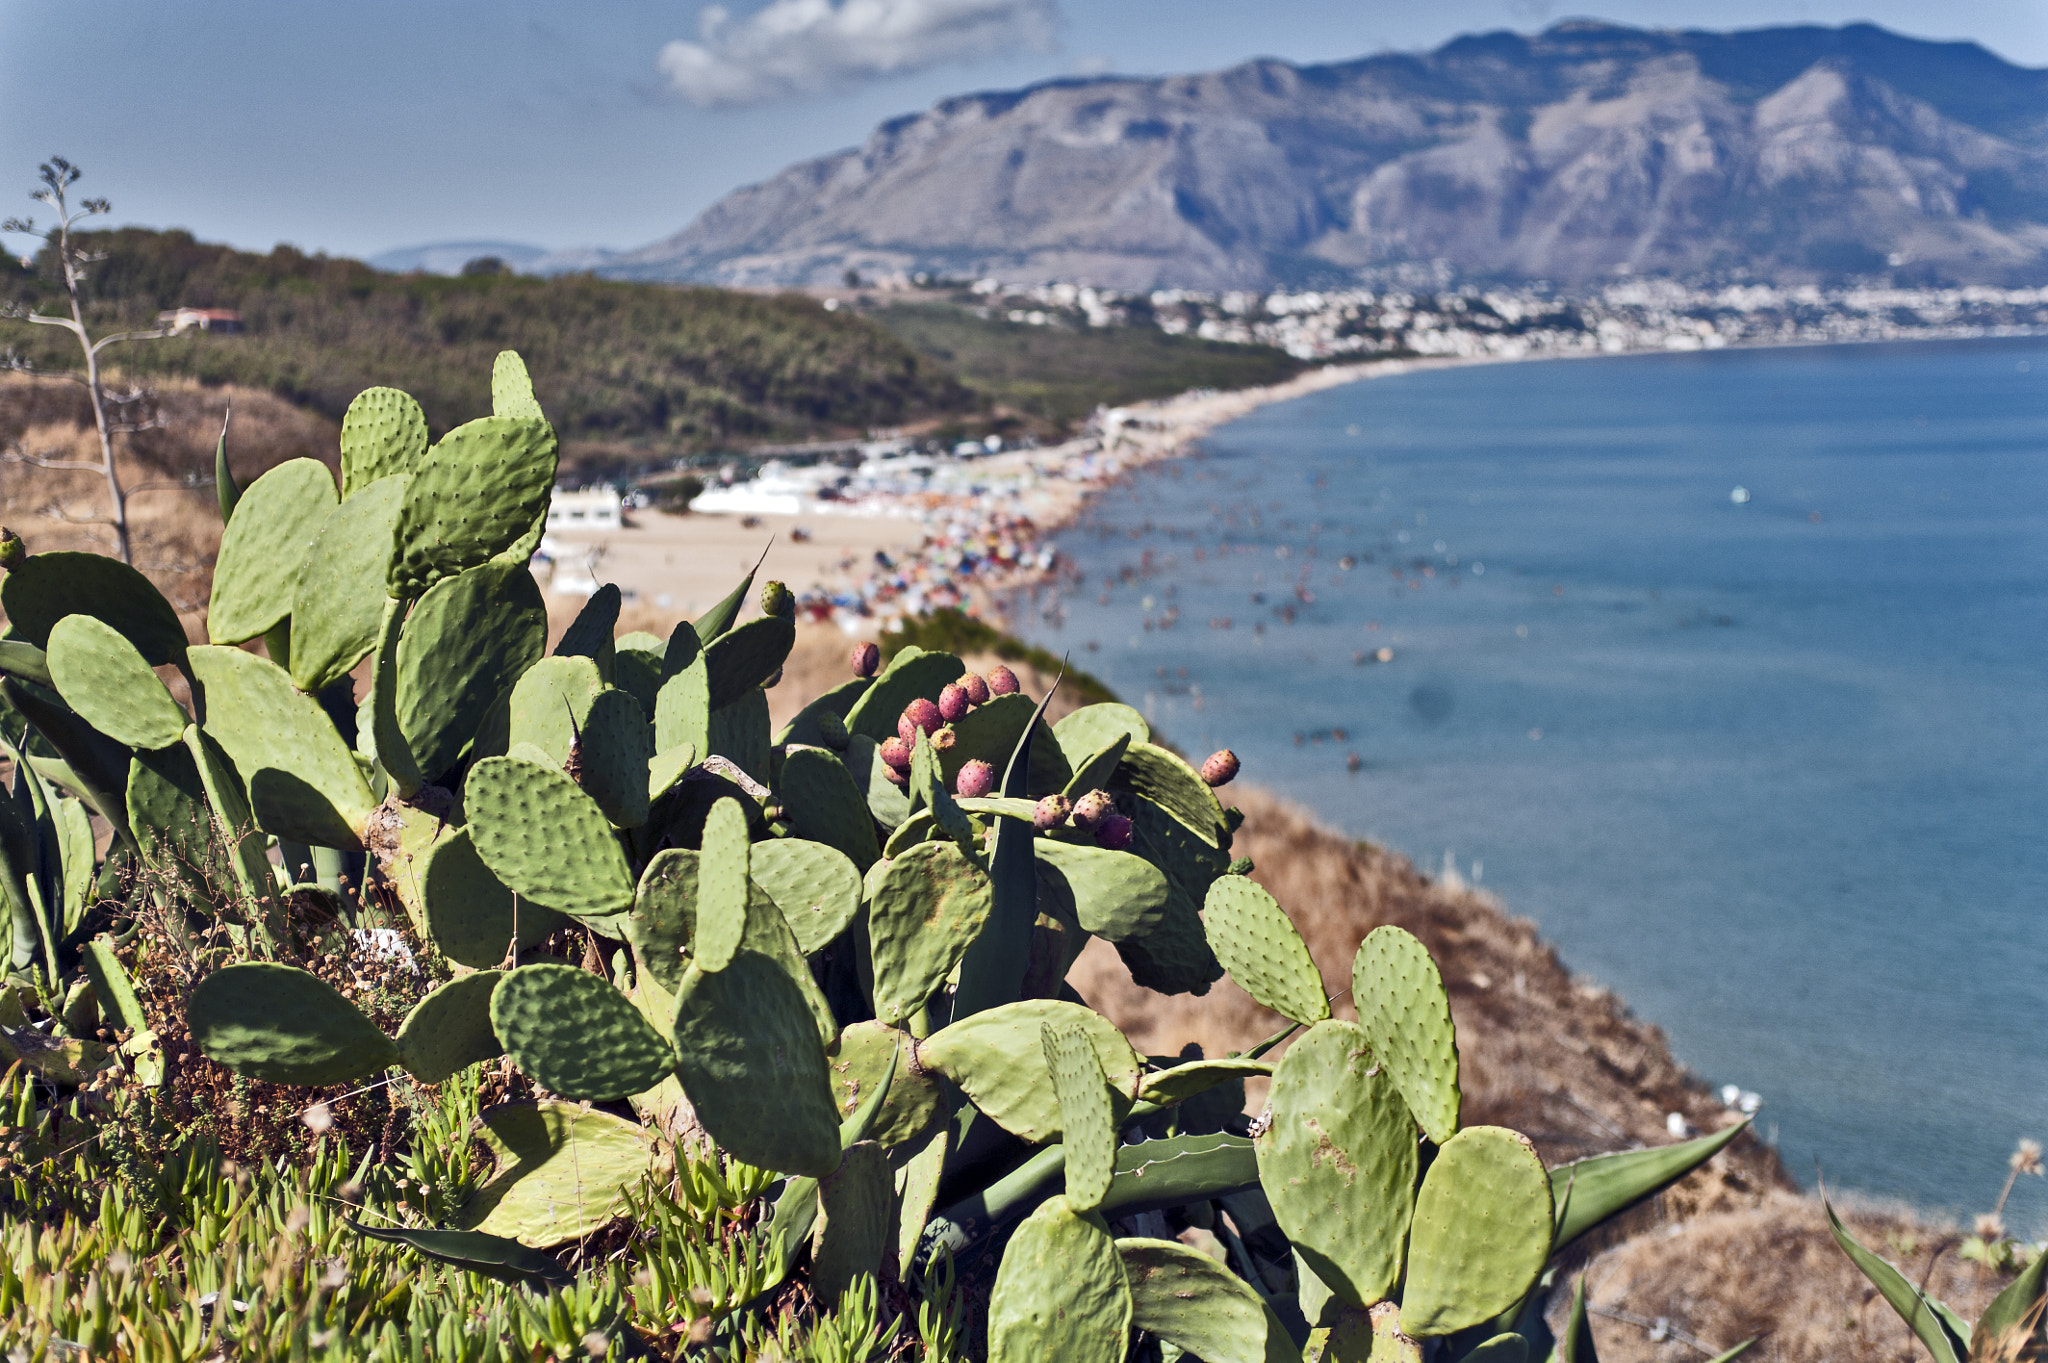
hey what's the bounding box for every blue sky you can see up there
[0,0,2042,262]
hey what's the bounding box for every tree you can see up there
[1,158,172,564]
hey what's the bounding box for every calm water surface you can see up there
[1016,338,2048,1227]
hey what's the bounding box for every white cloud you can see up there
[658,0,1059,107]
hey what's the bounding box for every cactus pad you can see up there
[1052,703,1149,769]
[1462,1336,1530,1362]
[396,560,546,782]
[45,614,186,750]
[670,950,842,1176]
[693,797,750,972]
[1035,839,1168,941]
[417,826,567,969]
[339,387,429,497]
[780,748,884,871]
[987,1195,1131,1363]
[1112,743,1229,846]
[1399,1126,1552,1337]
[1062,733,1131,802]
[464,756,635,917]
[623,848,698,992]
[919,999,1141,1143]
[578,688,653,828]
[1202,875,1330,1026]
[1136,1056,1274,1107]
[1043,1021,1116,1211]
[188,645,376,848]
[396,970,504,1083]
[490,351,546,421]
[704,614,795,710]
[1255,1019,1416,1308]
[189,962,398,1085]
[458,1100,655,1248]
[205,459,336,645]
[826,1021,937,1149]
[842,647,964,741]
[750,837,862,955]
[389,416,557,596]
[289,472,409,693]
[939,692,1070,795]
[809,1140,891,1305]
[1353,925,1461,1146]
[1117,1237,1295,1363]
[706,689,771,784]
[507,656,604,766]
[490,963,674,1101]
[867,841,993,1025]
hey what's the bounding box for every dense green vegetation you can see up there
[2,229,976,459]
[870,303,1307,424]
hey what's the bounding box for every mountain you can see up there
[367,240,550,274]
[606,21,2048,290]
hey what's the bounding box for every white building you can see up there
[546,487,623,531]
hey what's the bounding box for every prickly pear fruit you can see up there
[0,528,23,569]
[760,580,795,619]
[1096,813,1133,850]
[880,736,914,772]
[882,762,908,788]
[1071,790,1116,831]
[961,672,991,705]
[988,664,1020,696]
[899,698,944,743]
[851,641,880,678]
[930,726,957,752]
[817,710,849,750]
[1034,793,1072,831]
[956,759,996,799]
[1200,750,1240,787]
[939,682,971,722]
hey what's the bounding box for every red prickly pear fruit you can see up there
[882,762,909,787]
[1095,813,1134,850]
[930,726,957,751]
[960,672,991,705]
[1200,749,1240,787]
[955,760,996,798]
[1033,794,1072,832]
[879,736,914,772]
[938,683,971,722]
[898,698,943,743]
[851,642,880,678]
[1070,790,1116,831]
[987,665,1020,696]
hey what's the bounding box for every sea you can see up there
[1014,337,2048,1230]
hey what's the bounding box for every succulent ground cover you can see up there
[0,352,1940,1361]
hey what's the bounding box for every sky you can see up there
[0,0,2043,263]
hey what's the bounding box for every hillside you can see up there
[605,20,2048,291]
[1,229,975,462]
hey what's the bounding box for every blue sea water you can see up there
[1015,337,2048,1228]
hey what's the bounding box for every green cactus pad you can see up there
[396,560,546,782]
[490,350,546,421]
[868,841,993,1025]
[847,734,912,830]
[809,1140,891,1305]
[189,962,398,1085]
[458,1100,654,1248]
[464,756,635,917]
[1462,1335,1530,1362]
[124,745,215,901]
[507,655,604,766]
[416,826,566,969]
[1052,703,1149,770]
[842,646,964,741]
[750,837,862,954]
[1203,875,1330,1026]
[1113,743,1229,846]
[647,741,696,805]
[615,642,665,718]
[578,688,653,829]
[396,970,504,1084]
[388,416,557,596]
[909,730,976,850]
[183,723,290,906]
[939,692,1072,795]
[1325,1303,1422,1363]
[987,1195,1131,1363]
[289,472,409,693]
[339,387,429,497]
[1400,1126,1552,1337]
[1255,1019,1416,1308]
[623,848,698,992]
[779,747,882,870]
[919,999,1141,1143]
[775,676,869,748]
[706,690,771,784]
[694,797,750,972]
[45,614,186,750]
[1136,1056,1274,1107]
[896,1123,950,1276]
[1117,1237,1296,1363]
[1043,1021,1117,1211]
[653,649,711,759]
[1035,839,1168,942]
[704,614,796,710]
[1061,733,1131,802]
[1352,925,1461,1146]
[205,459,337,645]
[553,582,618,670]
[187,645,376,848]
[490,963,674,1101]
[826,1021,938,1149]
[1114,894,1225,998]
[671,949,842,1176]
[7,554,188,672]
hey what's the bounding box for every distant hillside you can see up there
[365,241,548,275]
[2,229,975,460]
[608,21,2048,290]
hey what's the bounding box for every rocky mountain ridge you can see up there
[605,20,2048,290]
